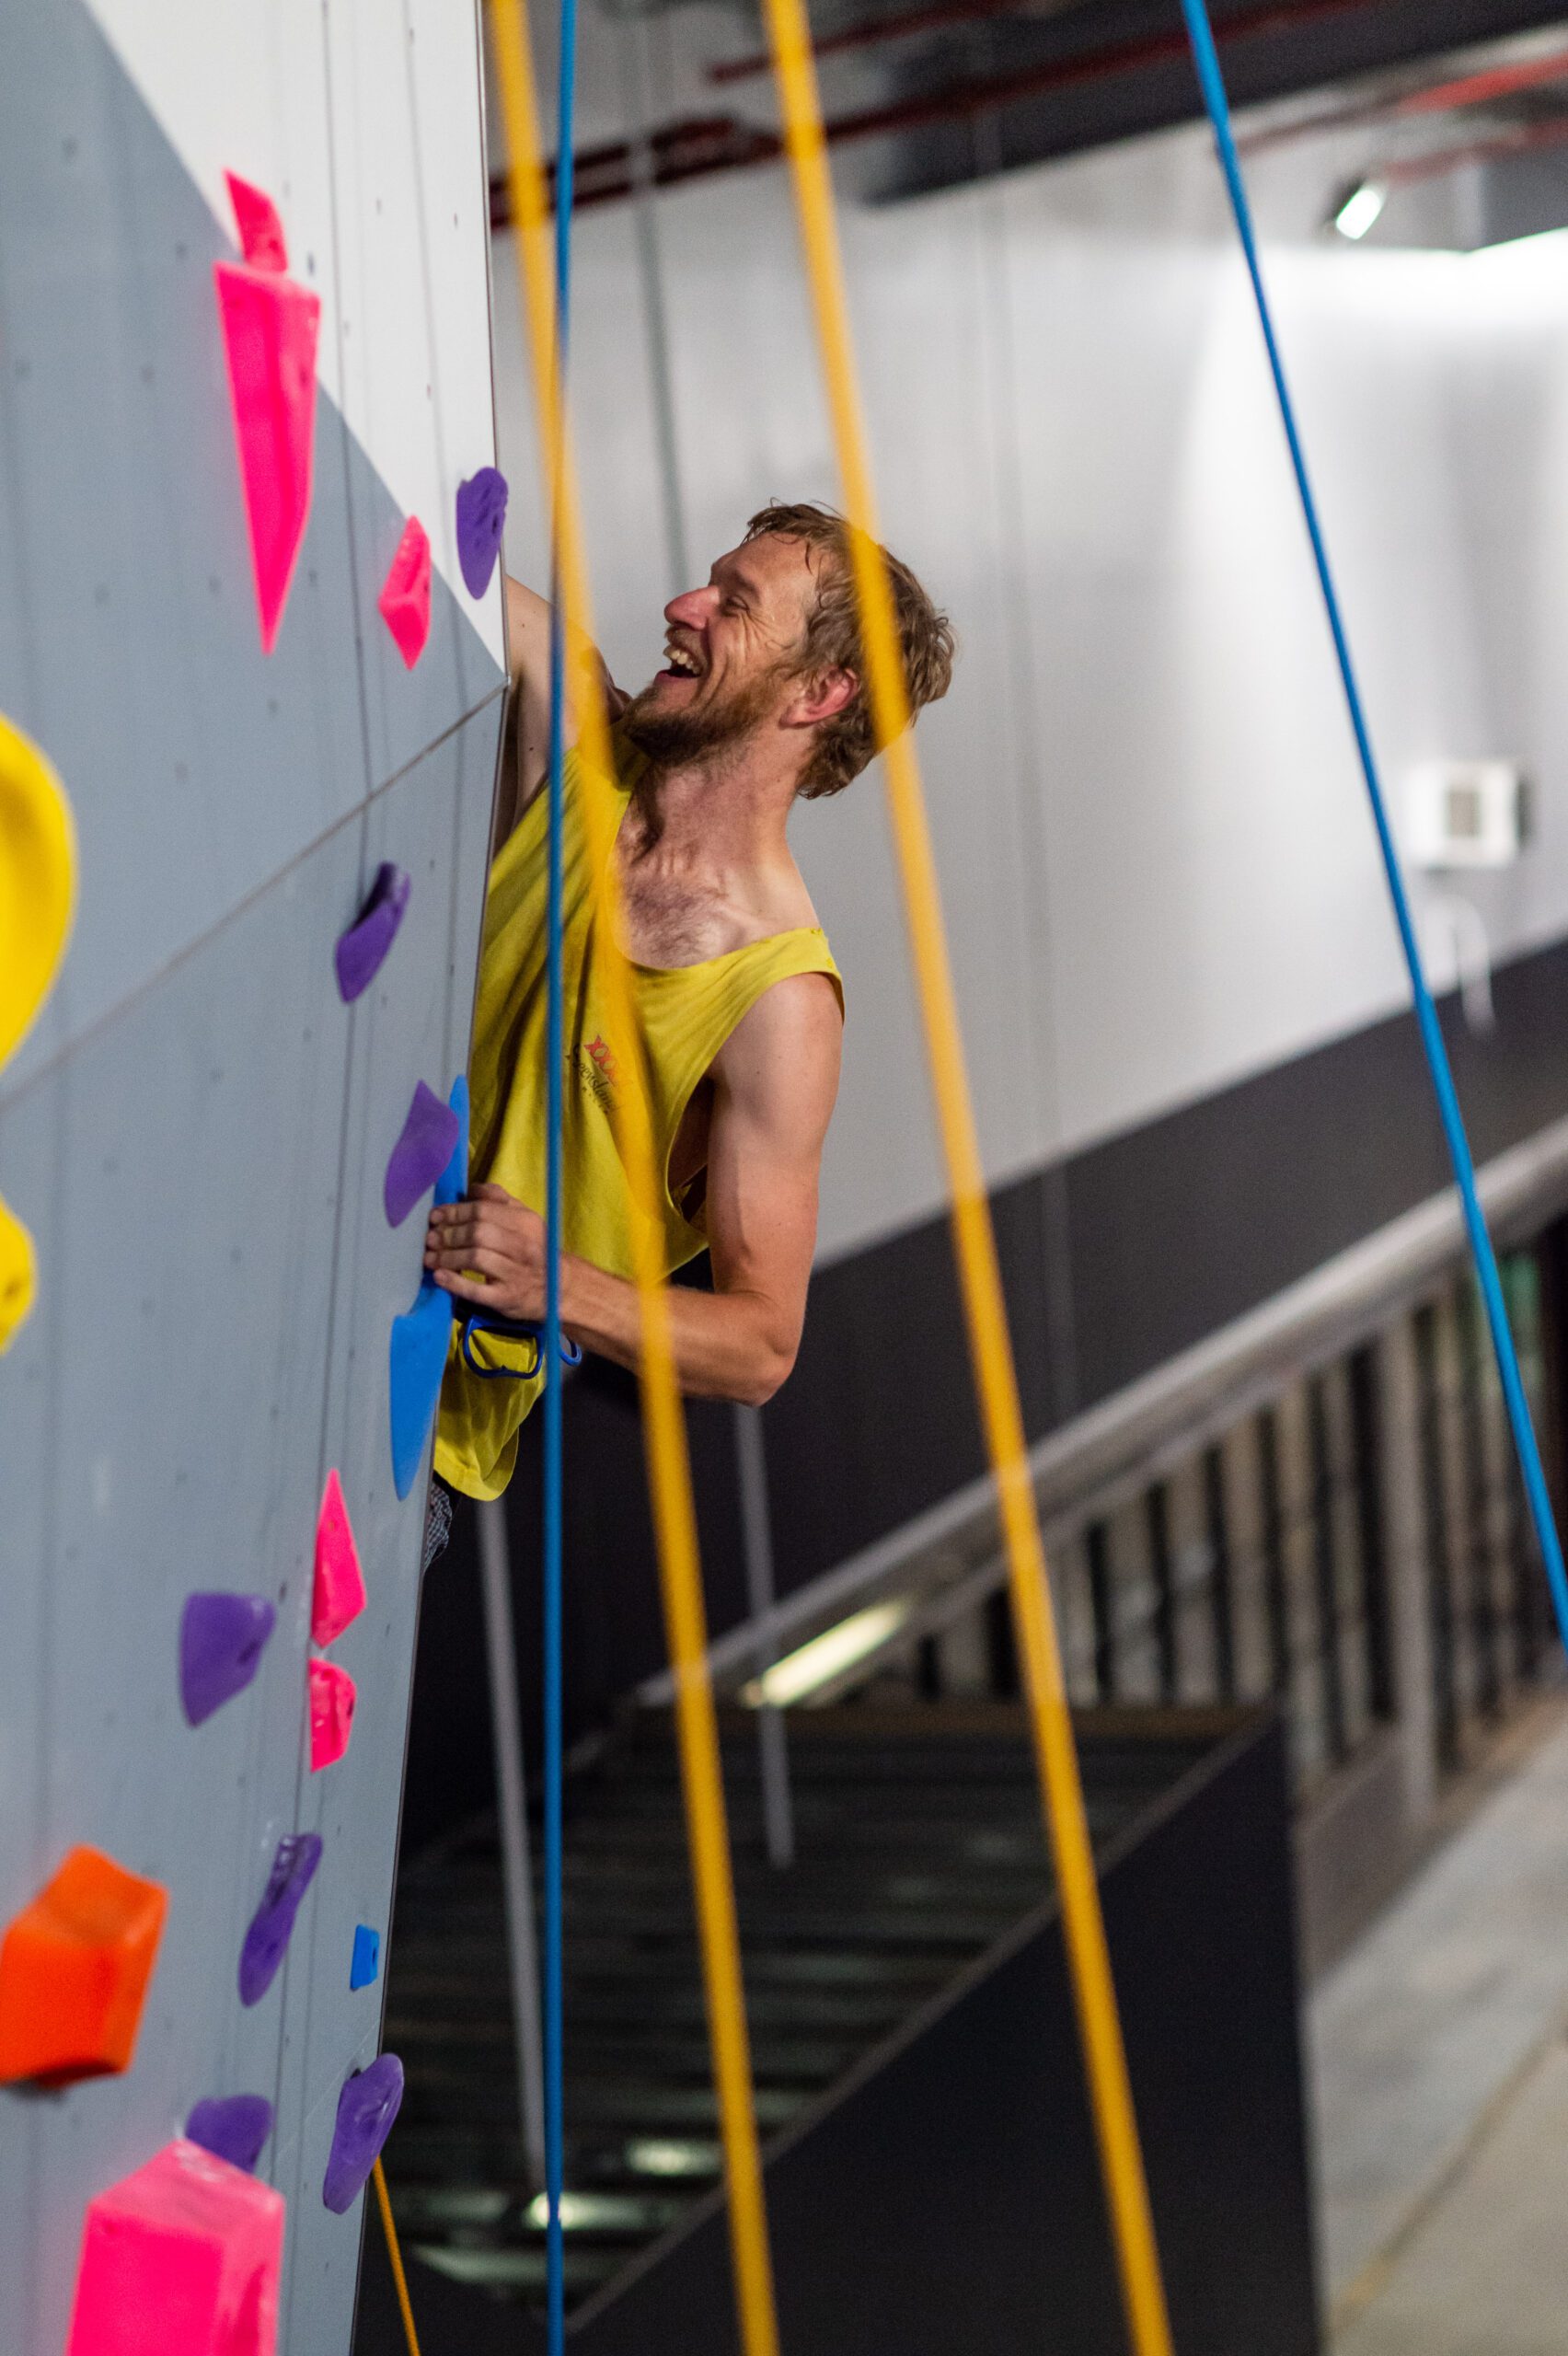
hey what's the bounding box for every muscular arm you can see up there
[492,576,626,851]
[423,972,843,1404]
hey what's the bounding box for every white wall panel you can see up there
[490,108,1568,1265]
[83,0,503,661]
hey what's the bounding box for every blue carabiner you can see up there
[459,1311,582,1383]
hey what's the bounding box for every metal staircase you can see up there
[371,1705,1284,2331]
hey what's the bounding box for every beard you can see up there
[618,664,784,772]
[617,664,790,856]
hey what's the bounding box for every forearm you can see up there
[503,575,554,691]
[560,1253,795,1407]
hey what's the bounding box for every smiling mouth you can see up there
[659,641,704,684]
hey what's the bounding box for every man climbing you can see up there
[423,502,953,1517]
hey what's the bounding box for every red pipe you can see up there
[1386,105,1568,186]
[490,0,1386,217]
[709,0,1370,88]
[1239,40,1568,152]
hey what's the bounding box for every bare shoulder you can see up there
[712,970,843,1135]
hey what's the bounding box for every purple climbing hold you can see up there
[186,2093,274,2174]
[238,1833,323,2007]
[455,467,509,599]
[385,1080,461,1229]
[334,862,410,1003]
[322,2052,405,2213]
[179,1593,276,1727]
[388,1076,468,1499]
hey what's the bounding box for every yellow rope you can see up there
[484,7,782,2354]
[755,3,1176,2350]
[373,2157,422,2356]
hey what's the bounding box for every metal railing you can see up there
[660,1115,1568,1830]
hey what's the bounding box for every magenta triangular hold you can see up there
[378,518,431,669]
[224,171,289,271]
[313,1469,367,1646]
[214,261,320,654]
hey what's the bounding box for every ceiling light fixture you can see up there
[1330,177,1388,239]
[740,1599,911,1708]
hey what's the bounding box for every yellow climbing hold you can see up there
[0,709,75,1072]
[0,1194,36,1352]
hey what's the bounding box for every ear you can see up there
[781,666,857,731]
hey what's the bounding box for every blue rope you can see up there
[1179,0,1568,1656]
[544,0,580,2346]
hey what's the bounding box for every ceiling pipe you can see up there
[1239,39,1568,153]
[708,0,1371,88]
[490,0,1386,217]
[1382,103,1568,188]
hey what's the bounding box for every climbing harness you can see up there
[457,1311,582,1382]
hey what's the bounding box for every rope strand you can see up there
[755,0,1176,2347]
[485,7,782,2350]
[1179,0,1568,1653]
[373,2158,422,2356]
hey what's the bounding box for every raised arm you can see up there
[422,971,844,1403]
[493,575,628,850]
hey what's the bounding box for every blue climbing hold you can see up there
[388,1076,468,1498]
[389,1284,452,1501]
[433,1075,468,1210]
[350,1923,381,1991]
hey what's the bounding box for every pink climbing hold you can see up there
[378,518,431,668]
[312,1470,366,1647]
[224,172,289,272]
[214,239,320,655]
[308,1658,356,1773]
[64,2136,284,2356]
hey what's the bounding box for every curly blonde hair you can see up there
[744,502,955,799]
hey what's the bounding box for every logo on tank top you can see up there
[574,1032,620,1113]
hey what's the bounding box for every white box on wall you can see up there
[1406,760,1530,869]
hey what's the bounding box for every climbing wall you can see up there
[0,0,507,2349]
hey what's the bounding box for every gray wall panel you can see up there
[271,706,501,2356]
[0,0,504,2347]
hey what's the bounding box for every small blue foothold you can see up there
[350,1923,381,1991]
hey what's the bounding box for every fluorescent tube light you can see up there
[740,1599,911,1709]
[1332,178,1387,240]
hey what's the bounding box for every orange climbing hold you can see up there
[64,2137,284,2356]
[0,1844,168,2085]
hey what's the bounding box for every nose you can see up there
[664,585,714,632]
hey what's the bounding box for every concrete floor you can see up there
[1309,1702,1568,2352]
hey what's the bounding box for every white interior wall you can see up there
[491,89,1568,1267]
[83,0,505,669]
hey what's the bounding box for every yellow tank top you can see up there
[433,738,843,1499]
